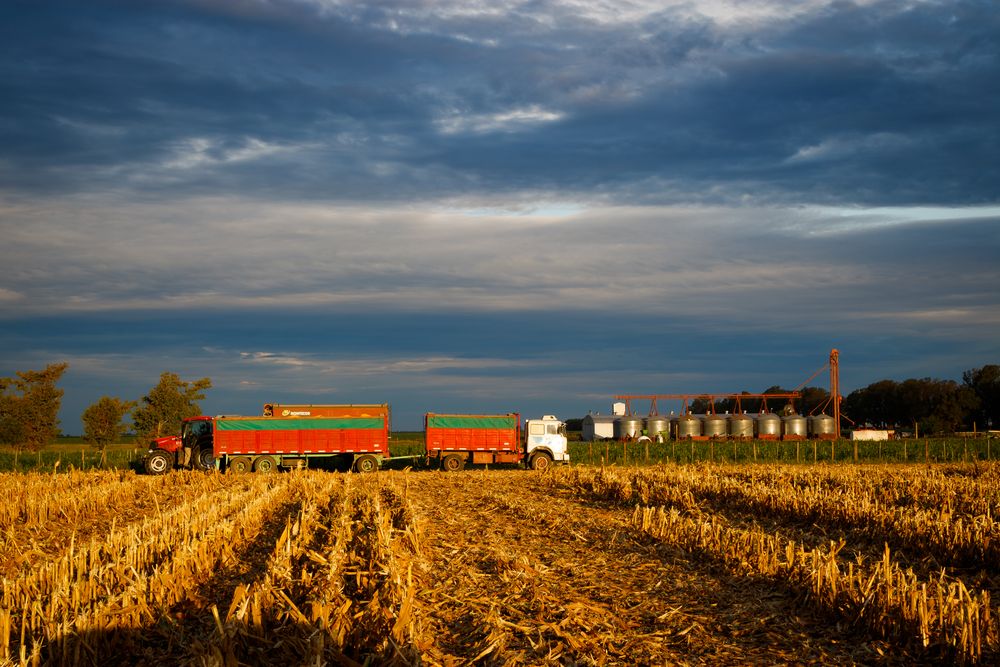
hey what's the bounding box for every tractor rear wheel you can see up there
[195,447,216,471]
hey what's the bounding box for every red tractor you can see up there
[143,416,217,474]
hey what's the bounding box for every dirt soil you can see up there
[402,470,903,666]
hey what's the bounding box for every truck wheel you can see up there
[353,455,379,473]
[442,454,465,472]
[529,452,552,471]
[195,448,216,471]
[252,456,276,474]
[228,456,252,474]
[144,451,171,475]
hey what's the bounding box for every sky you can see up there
[1,0,998,432]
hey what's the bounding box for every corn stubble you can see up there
[1,463,999,665]
[551,464,1000,664]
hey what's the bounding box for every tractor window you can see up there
[529,423,544,435]
[547,424,559,435]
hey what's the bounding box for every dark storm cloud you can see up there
[1,1,998,431]
[2,0,997,204]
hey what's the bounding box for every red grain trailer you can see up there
[143,404,390,474]
[425,412,522,471]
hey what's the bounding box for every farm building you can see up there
[582,414,617,441]
[849,429,895,441]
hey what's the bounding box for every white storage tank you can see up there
[728,414,754,438]
[808,414,836,438]
[614,416,644,440]
[757,413,781,438]
[703,414,727,438]
[673,414,702,439]
[645,416,670,441]
[783,414,807,438]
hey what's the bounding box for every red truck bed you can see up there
[424,413,520,454]
[215,411,389,457]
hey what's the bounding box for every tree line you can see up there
[685,367,998,436]
[2,362,998,452]
[0,363,211,454]
[843,365,999,435]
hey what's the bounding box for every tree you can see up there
[82,396,136,457]
[963,364,1000,429]
[843,380,899,428]
[0,363,68,451]
[799,386,831,416]
[132,372,212,444]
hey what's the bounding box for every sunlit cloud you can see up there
[435,105,565,135]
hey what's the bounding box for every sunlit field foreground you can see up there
[2,464,999,665]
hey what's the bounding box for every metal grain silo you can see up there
[703,414,727,438]
[782,414,807,439]
[673,414,702,439]
[808,414,836,439]
[728,414,754,438]
[757,413,781,438]
[645,416,670,441]
[614,416,644,440]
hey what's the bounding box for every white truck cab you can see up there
[524,415,570,470]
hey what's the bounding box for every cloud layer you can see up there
[1,0,998,429]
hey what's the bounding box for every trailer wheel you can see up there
[144,451,171,475]
[252,456,276,474]
[228,456,252,474]
[529,452,552,471]
[442,454,465,472]
[353,455,379,473]
[195,447,216,471]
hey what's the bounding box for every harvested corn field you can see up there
[2,464,999,665]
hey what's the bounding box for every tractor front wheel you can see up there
[144,451,171,475]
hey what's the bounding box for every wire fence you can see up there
[567,437,999,466]
[0,447,146,473]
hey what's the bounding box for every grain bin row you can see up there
[613,413,836,440]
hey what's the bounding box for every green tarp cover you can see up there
[426,415,516,429]
[216,418,384,431]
